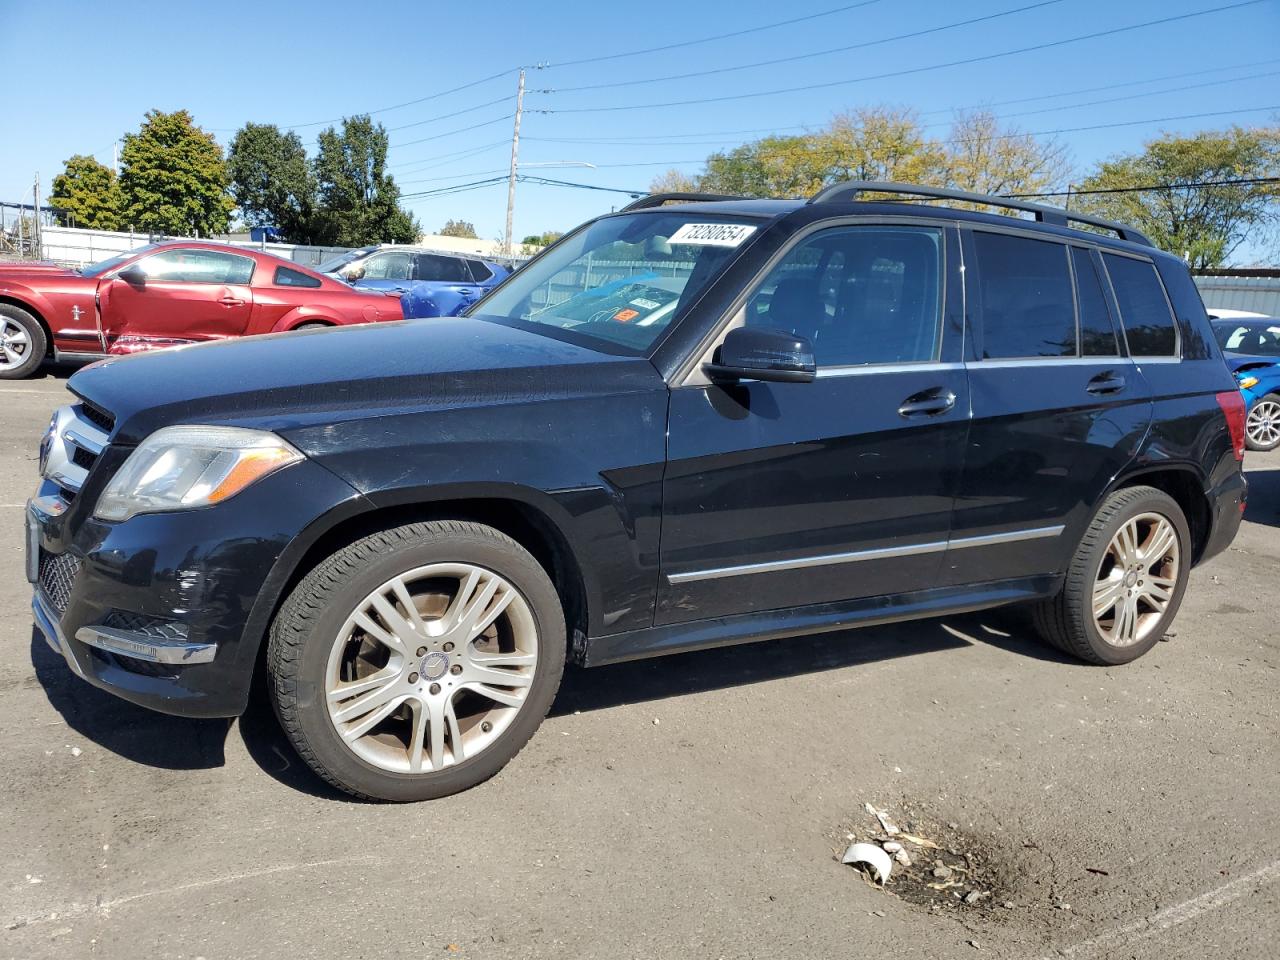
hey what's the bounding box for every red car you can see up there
[0,241,403,379]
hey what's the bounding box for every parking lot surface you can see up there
[3,370,1278,959]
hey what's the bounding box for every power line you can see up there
[386,95,514,133]
[539,0,1064,94]
[390,140,511,173]
[1006,177,1280,199]
[542,0,883,69]
[539,1,1268,115]
[282,68,521,130]
[518,175,647,196]
[391,114,515,150]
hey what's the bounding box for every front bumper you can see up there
[28,456,365,718]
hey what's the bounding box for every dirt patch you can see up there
[832,800,1027,920]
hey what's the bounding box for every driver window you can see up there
[362,252,414,281]
[744,226,943,366]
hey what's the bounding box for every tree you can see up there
[520,230,564,247]
[648,169,699,194]
[438,219,478,238]
[227,123,315,242]
[1075,126,1280,268]
[117,110,234,236]
[312,115,419,246]
[50,155,122,230]
[940,111,1069,205]
[823,107,946,186]
[699,134,832,197]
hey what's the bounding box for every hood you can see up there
[0,262,78,278]
[1222,351,1280,374]
[69,317,661,445]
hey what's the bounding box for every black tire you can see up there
[293,322,330,331]
[0,303,47,380]
[1033,485,1190,665]
[1245,392,1280,452]
[267,520,566,801]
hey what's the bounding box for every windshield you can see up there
[80,244,158,278]
[316,247,375,274]
[472,213,761,355]
[1214,320,1280,357]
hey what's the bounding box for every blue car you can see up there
[317,246,510,319]
[1211,316,1280,451]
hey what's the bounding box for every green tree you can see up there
[823,107,946,186]
[227,123,315,242]
[117,110,234,236]
[1075,126,1280,268]
[439,219,478,238]
[940,111,1069,205]
[50,154,122,230]
[520,230,564,247]
[312,115,419,246]
[699,134,831,197]
[648,169,699,193]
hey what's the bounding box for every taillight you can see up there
[1216,390,1246,461]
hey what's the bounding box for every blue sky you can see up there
[2,0,1278,251]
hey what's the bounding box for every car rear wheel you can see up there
[267,520,565,801]
[0,304,47,380]
[1245,394,1280,451]
[1033,486,1189,665]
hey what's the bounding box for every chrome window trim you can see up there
[666,524,1065,584]
[817,360,965,379]
[966,357,1131,369]
[676,216,957,387]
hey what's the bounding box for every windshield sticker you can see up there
[612,308,640,323]
[630,297,661,310]
[667,223,757,247]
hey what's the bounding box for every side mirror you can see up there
[116,263,146,287]
[703,326,816,384]
[341,265,365,282]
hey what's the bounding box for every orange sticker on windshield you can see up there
[613,308,640,322]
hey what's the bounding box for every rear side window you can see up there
[416,254,471,283]
[745,225,943,366]
[362,252,414,281]
[466,260,493,282]
[274,265,322,288]
[1072,248,1118,357]
[973,232,1076,358]
[1103,254,1178,357]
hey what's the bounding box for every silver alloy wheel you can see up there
[1246,398,1280,448]
[324,563,538,774]
[0,317,31,367]
[1092,512,1180,647]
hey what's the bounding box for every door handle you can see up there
[219,296,245,306]
[1086,373,1126,395]
[898,388,957,418]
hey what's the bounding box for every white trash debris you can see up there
[864,802,900,836]
[842,842,894,885]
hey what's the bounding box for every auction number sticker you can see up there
[667,223,757,247]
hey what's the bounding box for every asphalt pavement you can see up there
[2,368,1278,959]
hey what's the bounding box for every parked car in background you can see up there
[0,242,402,379]
[28,182,1245,801]
[1211,316,1280,451]
[319,245,510,319]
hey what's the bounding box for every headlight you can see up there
[94,425,303,522]
[1238,375,1259,390]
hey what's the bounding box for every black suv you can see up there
[27,182,1247,801]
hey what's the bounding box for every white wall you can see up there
[38,225,351,268]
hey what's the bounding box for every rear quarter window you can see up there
[1103,254,1178,357]
[274,265,322,288]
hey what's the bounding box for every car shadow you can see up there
[1244,464,1280,528]
[29,628,232,770]
[29,606,1074,798]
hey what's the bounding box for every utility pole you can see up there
[504,68,526,257]
[32,173,42,259]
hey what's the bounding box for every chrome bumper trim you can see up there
[74,625,217,665]
[31,591,86,678]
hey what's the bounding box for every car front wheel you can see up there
[0,304,47,379]
[1033,485,1189,665]
[1245,393,1280,451]
[268,520,566,801]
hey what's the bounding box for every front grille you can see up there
[41,403,113,503]
[79,402,115,433]
[38,550,81,614]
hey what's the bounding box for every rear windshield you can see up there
[471,213,761,355]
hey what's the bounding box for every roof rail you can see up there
[621,192,751,211]
[809,181,1153,247]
